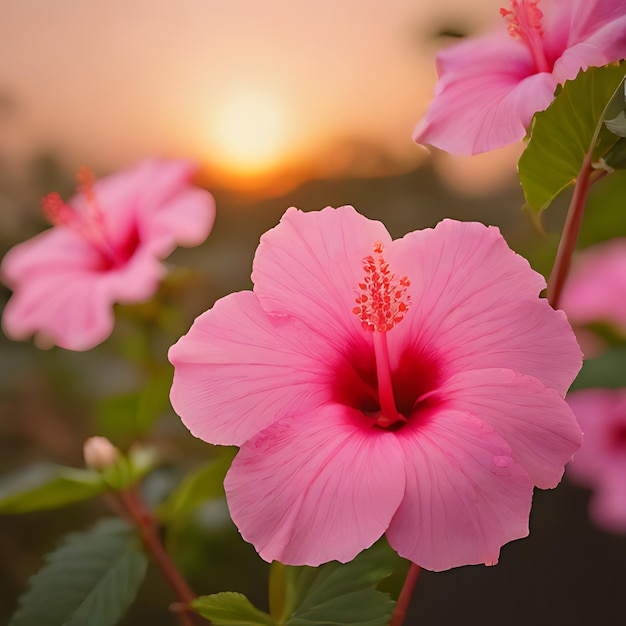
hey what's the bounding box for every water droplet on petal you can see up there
[493,455,511,468]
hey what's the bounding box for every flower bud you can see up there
[83,436,120,470]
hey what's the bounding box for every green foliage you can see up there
[603,137,626,170]
[570,344,626,391]
[519,63,626,213]
[158,452,234,524]
[99,444,158,492]
[96,371,172,442]
[192,592,277,625]
[0,464,106,514]
[9,519,147,626]
[0,445,157,515]
[605,112,626,138]
[268,541,399,626]
[191,542,401,626]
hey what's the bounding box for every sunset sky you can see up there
[0,0,514,187]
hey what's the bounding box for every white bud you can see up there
[83,436,120,470]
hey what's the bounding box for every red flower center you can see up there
[611,423,626,451]
[42,166,139,270]
[500,0,550,73]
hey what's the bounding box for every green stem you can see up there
[389,562,421,626]
[546,151,607,308]
[119,487,200,626]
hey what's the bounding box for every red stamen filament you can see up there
[352,241,411,428]
[41,167,125,266]
[500,0,550,74]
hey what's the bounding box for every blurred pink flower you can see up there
[414,0,626,155]
[561,238,626,335]
[169,206,582,571]
[567,388,626,533]
[1,159,215,351]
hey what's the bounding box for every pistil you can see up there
[372,330,406,428]
[42,167,127,267]
[500,0,550,74]
[353,241,411,428]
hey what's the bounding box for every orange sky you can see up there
[0,0,512,186]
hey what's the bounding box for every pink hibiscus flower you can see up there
[414,0,626,155]
[170,206,582,571]
[560,238,626,335]
[1,159,215,351]
[567,388,626,533]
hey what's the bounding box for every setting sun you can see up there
[207,87,291,176]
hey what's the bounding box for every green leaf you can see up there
[602,137,626,170]
[9,519,148,626]
[96,372,172,441]
[570,344,626,391]
[519,63,626,213]
[0,464,106,514]
[158,452,233,524]
[605,111,626,137]
[270,541,400,626]
[192,592,277,625]
[98,444,159,492]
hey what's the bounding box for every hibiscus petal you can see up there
[437,369,581,489]
[251,205,391,345]
[552,16,626,84]
[142,187,216,256]
[2,265,115,351]
[169,290,337,446]
[590,468,626,533]
[224,405,406,566]
[567,389,626,484]
[414,35,557,155]
[1,228,101,285]
[557,0,626,46]
[560,239,626,332]
[386,409,533,572]
[387,219,581,395]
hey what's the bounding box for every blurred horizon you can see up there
[0,0,512,194]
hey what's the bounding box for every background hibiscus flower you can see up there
[414,0,626,155]
[1,159,215,351]
[567,388,626,533]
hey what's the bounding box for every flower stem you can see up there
[119,487,199,626]
[546,150,607,309]
[389,562,421,626]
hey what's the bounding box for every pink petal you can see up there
[560,239,626,333]
[567,388,626,532]
[386,409,533,571]
[251,206,391,346]
[169,290,338,446]
[2,265,115,351]
[559,0,626,45]
[567,389,626,484]
[1,228,100,286]
[414,35,557,155]
[552,16,626,84]
[142,187,216,256]
[1,227,165,350]
[386,220,581,395]
[224,405,406,566]
[437,369,582,489]
[590,467,626,533]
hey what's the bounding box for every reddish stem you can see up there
[119,487,199,626]
[389,562,421,626]
[546,151,607,308]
